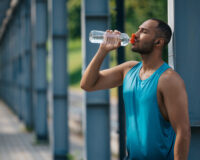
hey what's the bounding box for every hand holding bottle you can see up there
[89,30,135,49]
[98,30,121,53]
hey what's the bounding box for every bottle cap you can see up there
[129,33,135,44]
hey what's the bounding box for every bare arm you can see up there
[80,30,137,91]
[159,70,191,160]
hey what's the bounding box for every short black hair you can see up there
[150,18,172,46]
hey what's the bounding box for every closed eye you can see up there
[142,30,147,33]
[138,27,149,34]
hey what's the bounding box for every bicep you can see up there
[90,61,137,91]
[90,65,124,91]
[161,75,190,133]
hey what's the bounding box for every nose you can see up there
[135,30,140,38]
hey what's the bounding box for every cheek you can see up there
[140,33,154,41]
[141,40,154,49]
[141,36,154,45]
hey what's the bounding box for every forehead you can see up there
[139,20,158,30]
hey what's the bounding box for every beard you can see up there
[131,41,154,55]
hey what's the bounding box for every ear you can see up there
[154,38,165,47]
[154,40,159,45]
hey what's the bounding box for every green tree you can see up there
[67,0,81,39]
[125,0,167,33]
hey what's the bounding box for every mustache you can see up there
[134,37,139,42]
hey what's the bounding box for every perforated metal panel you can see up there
[168,0,200,159]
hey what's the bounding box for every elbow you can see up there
[80,76,88,91]
[80,81,87,90]
[80,86,93,92]
[185,125,191,139]
[80,75,99,92]
[80,81,93,92]
[80,84,88,91]
[176,126,191,141]
[183,128,191,143]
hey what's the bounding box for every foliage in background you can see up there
[68,39,82,87]
[67,0,81,39]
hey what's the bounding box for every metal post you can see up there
[168,0,200,159]
[11,19,17,112]
[20,3,26,123]
[82,0,110,159]
[51,0,69,159]
[31,0,48,140]
[16,12,22,120]
[0,44,1,96]
[116,0,126,159]
[4,31,8,104]
[13,18,18,114]
[7,27,12,109]
[22,0,33,129]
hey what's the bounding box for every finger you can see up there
[115,34,121,46]
[116,39,121,48]
[104,30,111,42]
[113,36,119,47]
[114,30,121,34]
[105,30,113,44]
[118,40,121,47]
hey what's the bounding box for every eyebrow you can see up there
[138,27,149,32]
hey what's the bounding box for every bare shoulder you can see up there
[158,68,186,91]
[122,60,139,78]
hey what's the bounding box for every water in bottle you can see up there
[89,30,130,46]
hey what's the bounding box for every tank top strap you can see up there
[155,62,171,77]
[137,61,143,71]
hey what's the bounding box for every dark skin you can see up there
[80,19,191,160]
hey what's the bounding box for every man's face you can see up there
[131,20,158,54]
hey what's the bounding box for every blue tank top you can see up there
[123,62,175,160]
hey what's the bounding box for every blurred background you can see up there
[0,0,199,160]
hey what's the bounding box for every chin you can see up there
[131,46,139,52]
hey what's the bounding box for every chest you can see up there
[123,76,168,121]
[139,70,155,81]
[123,76,157,105]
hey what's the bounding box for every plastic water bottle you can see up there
[89,30,130,46]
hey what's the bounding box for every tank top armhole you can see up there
[123,62,141,82]
[155,65,171,124]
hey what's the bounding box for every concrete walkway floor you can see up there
[0,89,119,160]
[0,100,51,160]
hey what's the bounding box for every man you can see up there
[80,18,191,160]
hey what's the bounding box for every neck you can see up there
[140,50,164,71]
